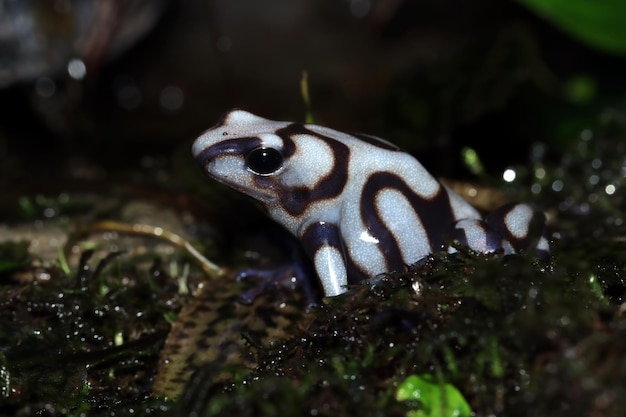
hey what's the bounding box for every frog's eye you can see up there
[245,147,284,175]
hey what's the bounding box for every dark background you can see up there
[2,0,624,186]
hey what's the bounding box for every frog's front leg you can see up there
[235,258,318,305]
[300,221,348,297]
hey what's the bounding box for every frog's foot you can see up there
[235,261,319,307]
[447,218,508,255]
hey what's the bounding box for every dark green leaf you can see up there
[518,0,626,55]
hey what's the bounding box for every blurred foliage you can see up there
[518,0,626,55]
[0,241,30,274]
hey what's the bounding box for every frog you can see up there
[192,110,550,297]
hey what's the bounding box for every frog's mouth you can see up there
[192,136,263,164]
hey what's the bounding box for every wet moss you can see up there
[165,243,625,416]
[0,249,181,416]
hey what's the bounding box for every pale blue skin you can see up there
[193,110,550,297]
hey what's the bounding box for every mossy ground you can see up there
[1,213,625,416]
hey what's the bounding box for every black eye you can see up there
[245,147,284,175]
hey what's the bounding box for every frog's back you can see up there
[332,138,480,278]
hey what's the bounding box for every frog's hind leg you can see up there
[484,203,550,260]
[448,203,550,260]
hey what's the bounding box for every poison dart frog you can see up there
[192,110,550,297]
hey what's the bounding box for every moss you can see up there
[161,243,625,416]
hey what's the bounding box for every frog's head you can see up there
[192,109,350,218]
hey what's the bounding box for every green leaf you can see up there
[396,375,472,417]
[461,147,484,176]
[517,0,626,55]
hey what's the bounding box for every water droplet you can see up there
[67,58,86,80]
[503,168,516,182]
[605,184,616,195]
